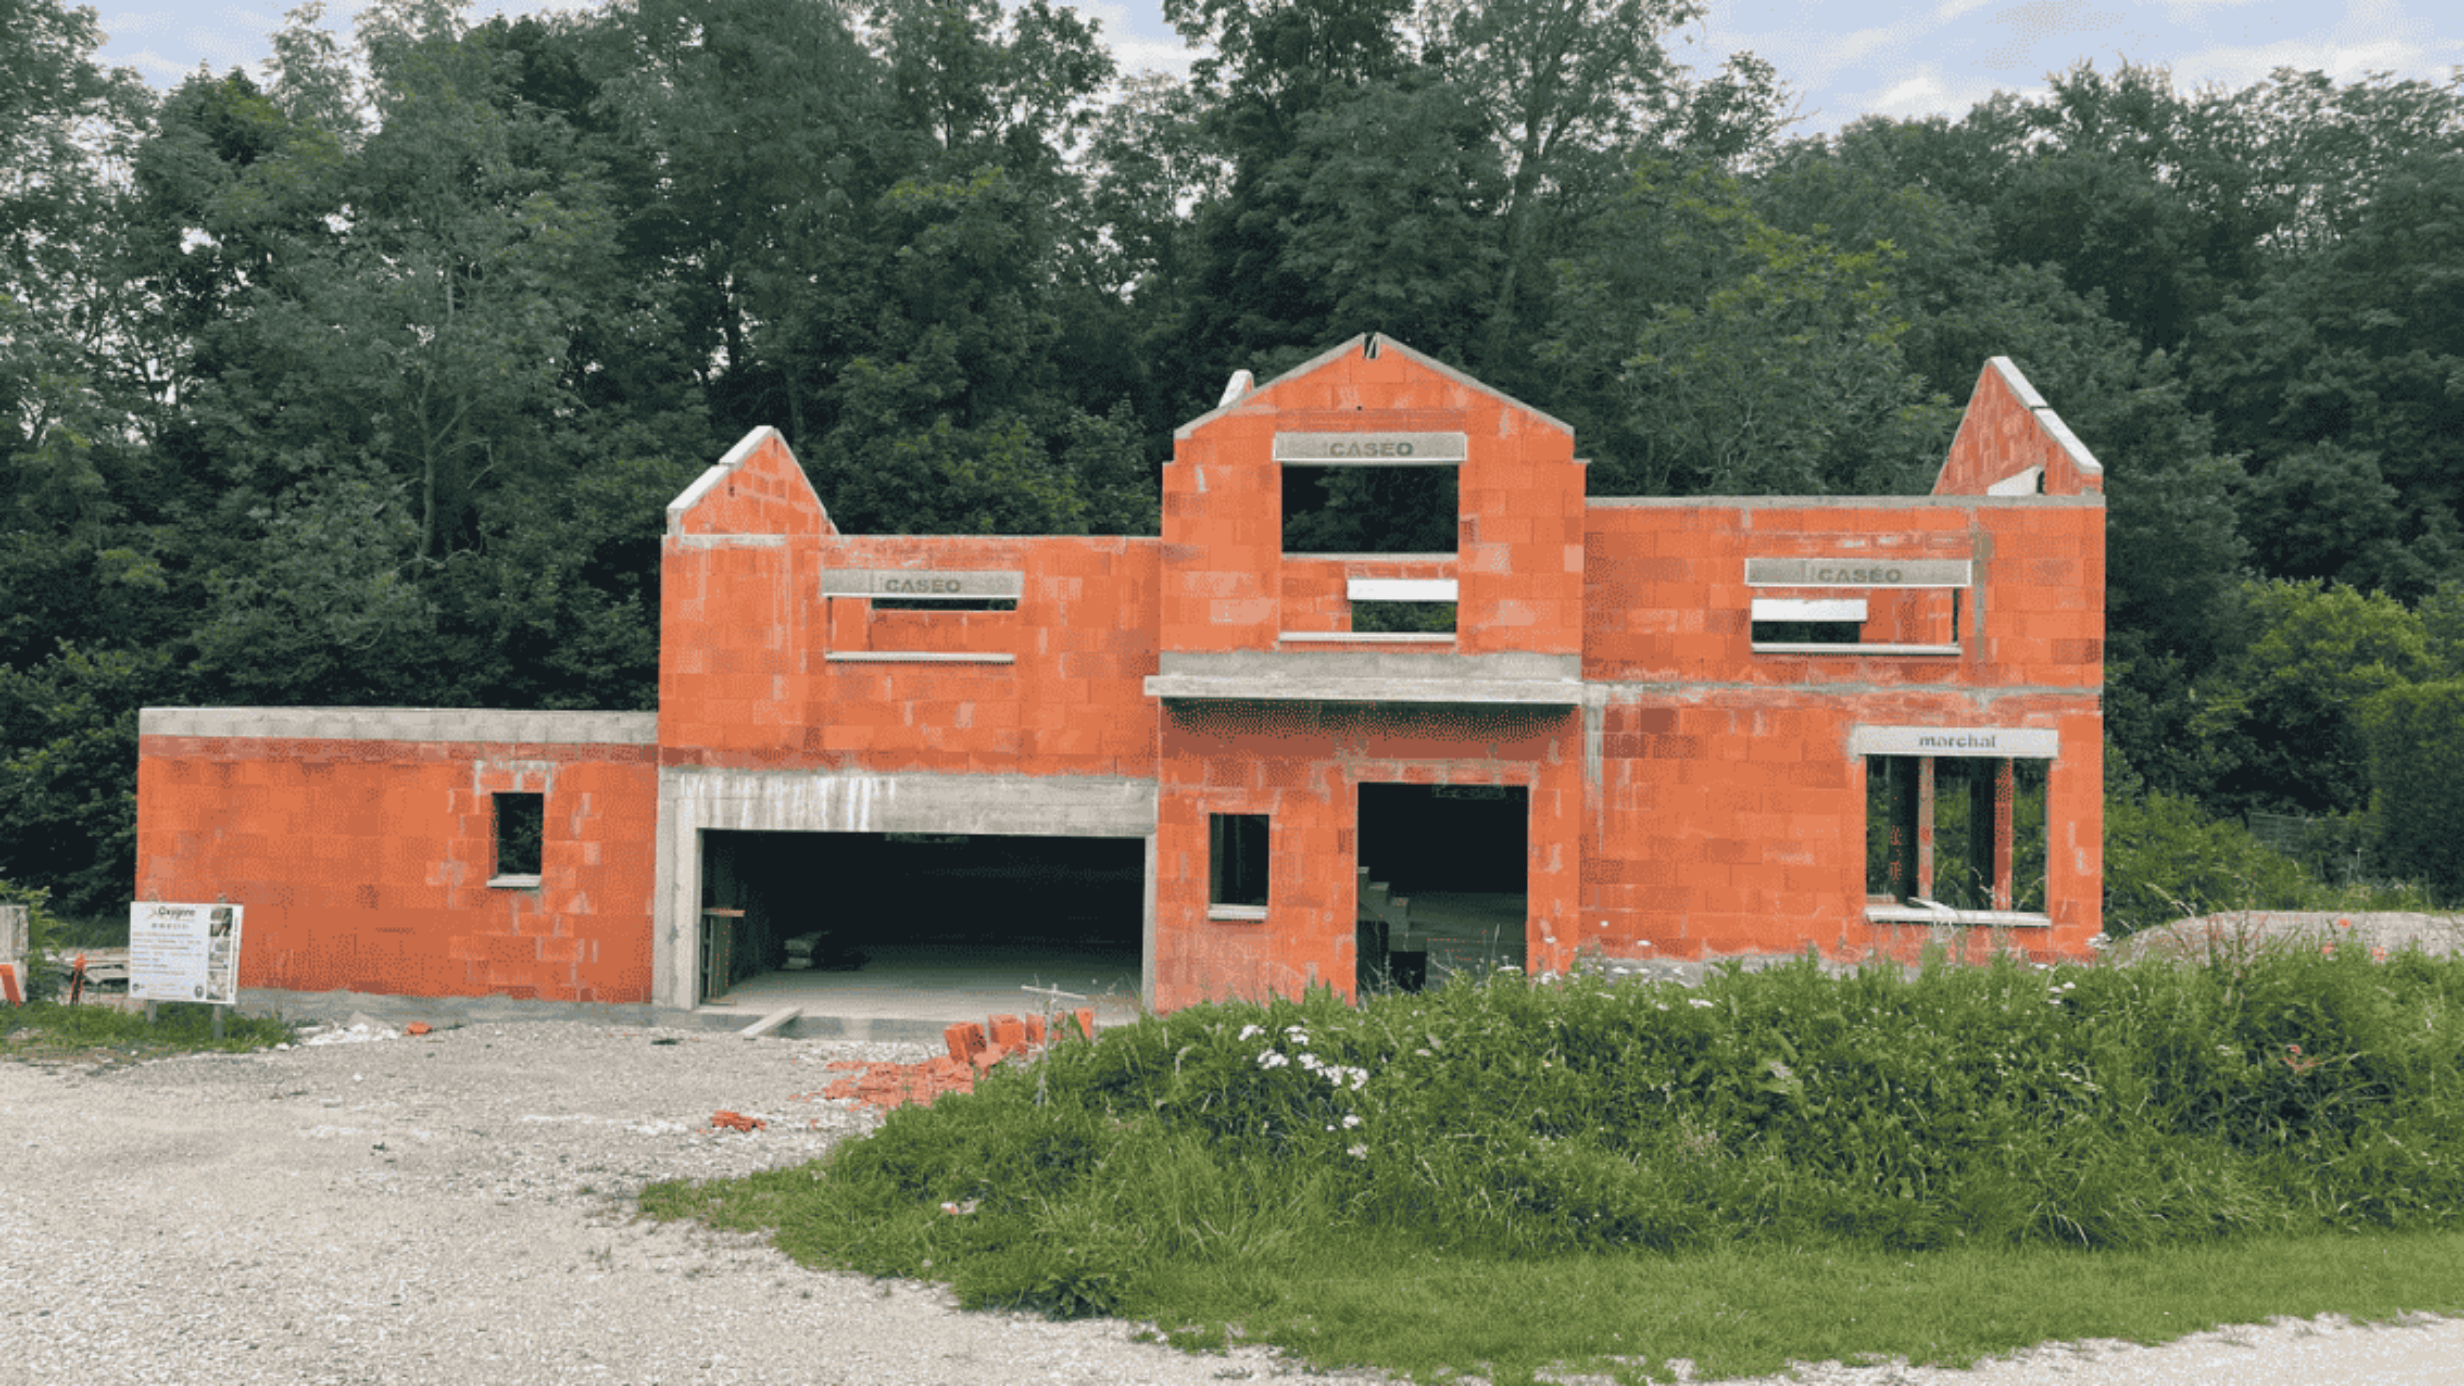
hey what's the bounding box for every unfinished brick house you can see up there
[135,336,2104,1014]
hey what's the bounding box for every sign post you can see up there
[128,902,242,1034]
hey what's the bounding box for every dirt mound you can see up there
[2112,911,2464,964]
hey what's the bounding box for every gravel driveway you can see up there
[1,1019,2456,1386]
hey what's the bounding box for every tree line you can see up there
[5,0,2462,917]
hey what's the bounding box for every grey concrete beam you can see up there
[662,767,1159,838]
[140,707,659,746]
[1149,649,1583,705]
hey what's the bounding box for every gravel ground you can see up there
[2,1018,2457,1386]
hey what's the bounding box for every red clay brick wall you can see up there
[1152,701,1584,1012]
[1277,556,1459,635]
[670,428,834,538]
[1165,338,1585,656]
[1580,502,2103,689]
[1579,496,2105,961]
[135,737,657,1001]
[1934,359,2105,498]
[807,536,1162,776]
[660,537,815,760]
[1579,691,2101,962]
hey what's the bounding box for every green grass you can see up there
[636,946,2464,1382]
[1138,1230,2464,1382]
[0,1000,295,1062]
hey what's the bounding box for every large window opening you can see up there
[1866,756,2049,915]
[697,830,1142,1009]
[1356,783,1527,992]
[1282,466,1458,555]
[491,792,543,884]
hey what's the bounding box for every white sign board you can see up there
[128,902,242,1005]
[1746,558,1974,588]
[1849,725,2060,759]
[1273,432,1468,463]
[819,568,1024,599]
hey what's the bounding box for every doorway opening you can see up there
[1354,782,1528,993]
[698,830,1143,1019]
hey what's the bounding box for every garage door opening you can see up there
[698,830,1144,1021]
[1355,783,1528,993]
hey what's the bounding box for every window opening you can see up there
[492,792,544,882]
[1209,814,1271,915]
[1746,557,1970,656]
[1282,466,1458,555]
[1865,757,2048,913]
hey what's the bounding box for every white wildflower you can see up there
[1688,998,1714,1010]
[1346,1144,1369,1160]
[1257,1051,1288,1069]
[1342,1114,1362,1129]
[1238,1024,1264,1041]
[1285,1026,1310,1044]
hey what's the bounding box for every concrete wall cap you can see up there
[139,707,659,745]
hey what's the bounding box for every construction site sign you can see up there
[129,902,242,1005]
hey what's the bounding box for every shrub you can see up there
[2359,679,2464,899]
[670,949,2464,1321]
[2102,791,2316,934]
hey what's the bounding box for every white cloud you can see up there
[1853,64,2040,124]
[2172,35,2456,92]
[1107,32,1204,80]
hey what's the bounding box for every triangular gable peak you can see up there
[666,426,836,539]
[1176,333,1574,442]
[1162,336,1588,657]
[1933,357,2106,498]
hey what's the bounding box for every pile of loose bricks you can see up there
[819,1008,1099,1110]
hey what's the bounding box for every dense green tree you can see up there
[1546,164,1953,497]
[2358,679,2464,898]
[2189,580,2434,818]
[2193,150,2464,597]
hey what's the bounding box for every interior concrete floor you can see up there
[693,938,1145,1037]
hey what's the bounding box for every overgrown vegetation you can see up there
[643,944,2464,1381]
[0,1000,294,1062]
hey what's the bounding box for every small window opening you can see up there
[1209,813,1271,914]
[1866,757,2048,913]
[493,792,544,882]
[1353,600,1457,634]
[1750,588,1964,655]
[1750,618,1860,645]
[1282,466,1457,554]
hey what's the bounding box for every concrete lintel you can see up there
[676,533,789,549]
[140,707,660,746]
[663,766,1160,838]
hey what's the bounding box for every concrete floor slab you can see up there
[691,941,1144,1041]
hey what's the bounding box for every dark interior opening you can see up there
[1282,465,1458,554]
[1355,783,1528,993]
[493,792,543,877]
[698,830,1142,1002]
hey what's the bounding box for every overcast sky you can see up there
[93,0,2464,140]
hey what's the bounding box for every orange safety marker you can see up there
[0,962,22,1007]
